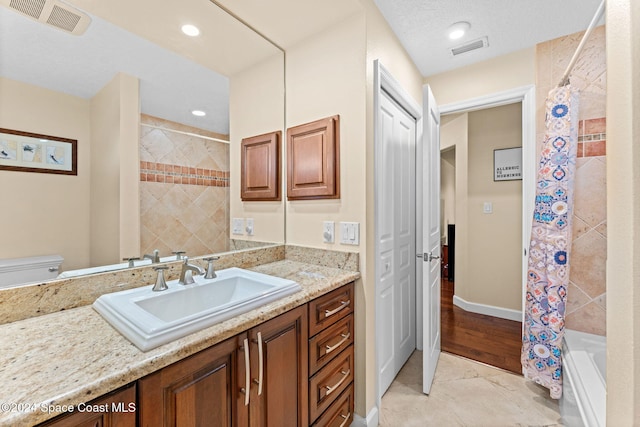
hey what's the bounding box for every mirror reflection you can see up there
[0,0,285,285]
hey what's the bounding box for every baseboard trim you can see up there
[352,406,379,427]
[453,295,522,322]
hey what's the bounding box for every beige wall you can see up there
[0,77,91,270]
[439,105,523,312]
[466,104,523,311]
[230,53,285,244]
[440,151,455,244]
[606,0,640,423]
[426,48,535,106]
[284,0,424,417]
[89,73,140,266]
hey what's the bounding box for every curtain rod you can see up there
[558,0,606,87]
[140,123,230,144]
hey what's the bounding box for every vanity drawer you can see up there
[311,385,354,427]
[309,282,354,336]
[309,345,354,422]
[309,313,354,375]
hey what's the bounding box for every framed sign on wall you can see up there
[494,147,522,181]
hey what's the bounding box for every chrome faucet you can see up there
[143,249,160,263]
[179,257,205,285]
[203,256,220,279]
[152,266,169,292]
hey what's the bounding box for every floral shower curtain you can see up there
[522,85,579,399]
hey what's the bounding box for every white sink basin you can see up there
[93,267,301,351]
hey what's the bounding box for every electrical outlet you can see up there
[323,221,335,243]
[232,218,244,235]
[340,222,360,245]
[245,218,254,236]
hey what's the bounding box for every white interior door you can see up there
[421,84,441,394]
[376,88,417,397]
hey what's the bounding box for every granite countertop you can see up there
[0,260,360,426]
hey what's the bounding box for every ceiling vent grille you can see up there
[450,37,489,56]
[8,0,45,19]
[1,0,90,35]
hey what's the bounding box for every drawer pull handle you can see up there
[241,338,250,406]
[325,333,351,354]
[256,332,264,396]
[325,369,350,396]
[324,300,350,318]
[339,413,351,427]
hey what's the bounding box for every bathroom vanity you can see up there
[0,247,358,427]
[39,282,354,427]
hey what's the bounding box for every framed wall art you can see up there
[494,147,522,181]
[0,128,77,175]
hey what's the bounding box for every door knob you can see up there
[416,252,440,262]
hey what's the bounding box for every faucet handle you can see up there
[172,251,186,260]
[203,256,220,279]
[123,257,140,268]
[152,266,169,292]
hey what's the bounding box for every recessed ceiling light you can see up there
[181,24,200,37]
[191,110,206,117]
[448,22,470,40]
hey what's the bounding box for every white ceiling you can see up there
[1,0,605,137]
[0,0,281,136]
[372,0,604,77]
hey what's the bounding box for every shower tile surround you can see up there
[535,26,606,336]
[139,114,230,258]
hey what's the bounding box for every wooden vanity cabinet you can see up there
[38,384,136,427]
[138,335,243,426]
[243,305,308,427]
[138,305,308,427]
[39,283,354,427]
[308,283,355,426]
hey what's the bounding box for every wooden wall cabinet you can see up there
[287,115,340,200]
[241,131,281,201]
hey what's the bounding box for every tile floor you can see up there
[379,351,563,426]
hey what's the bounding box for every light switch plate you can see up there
[232,218,244,235]
[245,218,254,236]
[483,202,493,214]
[323,221,335,243]
[340,222,360,245]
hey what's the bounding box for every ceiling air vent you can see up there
[450,37,489,56]
[1,0,90,35]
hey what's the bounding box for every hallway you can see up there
[441,279,523,374]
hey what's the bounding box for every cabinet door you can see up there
[38,385,136,427]
[248,305,308,427]
[138,335,246,427]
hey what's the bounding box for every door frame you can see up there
[438,85,536,328]
[373,60,423,409]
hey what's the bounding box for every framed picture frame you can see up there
[0,128,77,176]
[494,147,522,181]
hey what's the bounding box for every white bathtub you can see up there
[561,329,606,427]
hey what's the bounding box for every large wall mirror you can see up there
[0,0,285,283]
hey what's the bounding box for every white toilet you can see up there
[0,255,64,289]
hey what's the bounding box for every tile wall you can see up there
[536,26,606,335]
[139,114,230,258]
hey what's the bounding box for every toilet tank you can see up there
[0,255,64,288]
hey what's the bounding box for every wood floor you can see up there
[441,279,523,374]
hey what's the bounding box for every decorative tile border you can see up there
[577,117,606,157]
[140,161,229,187]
